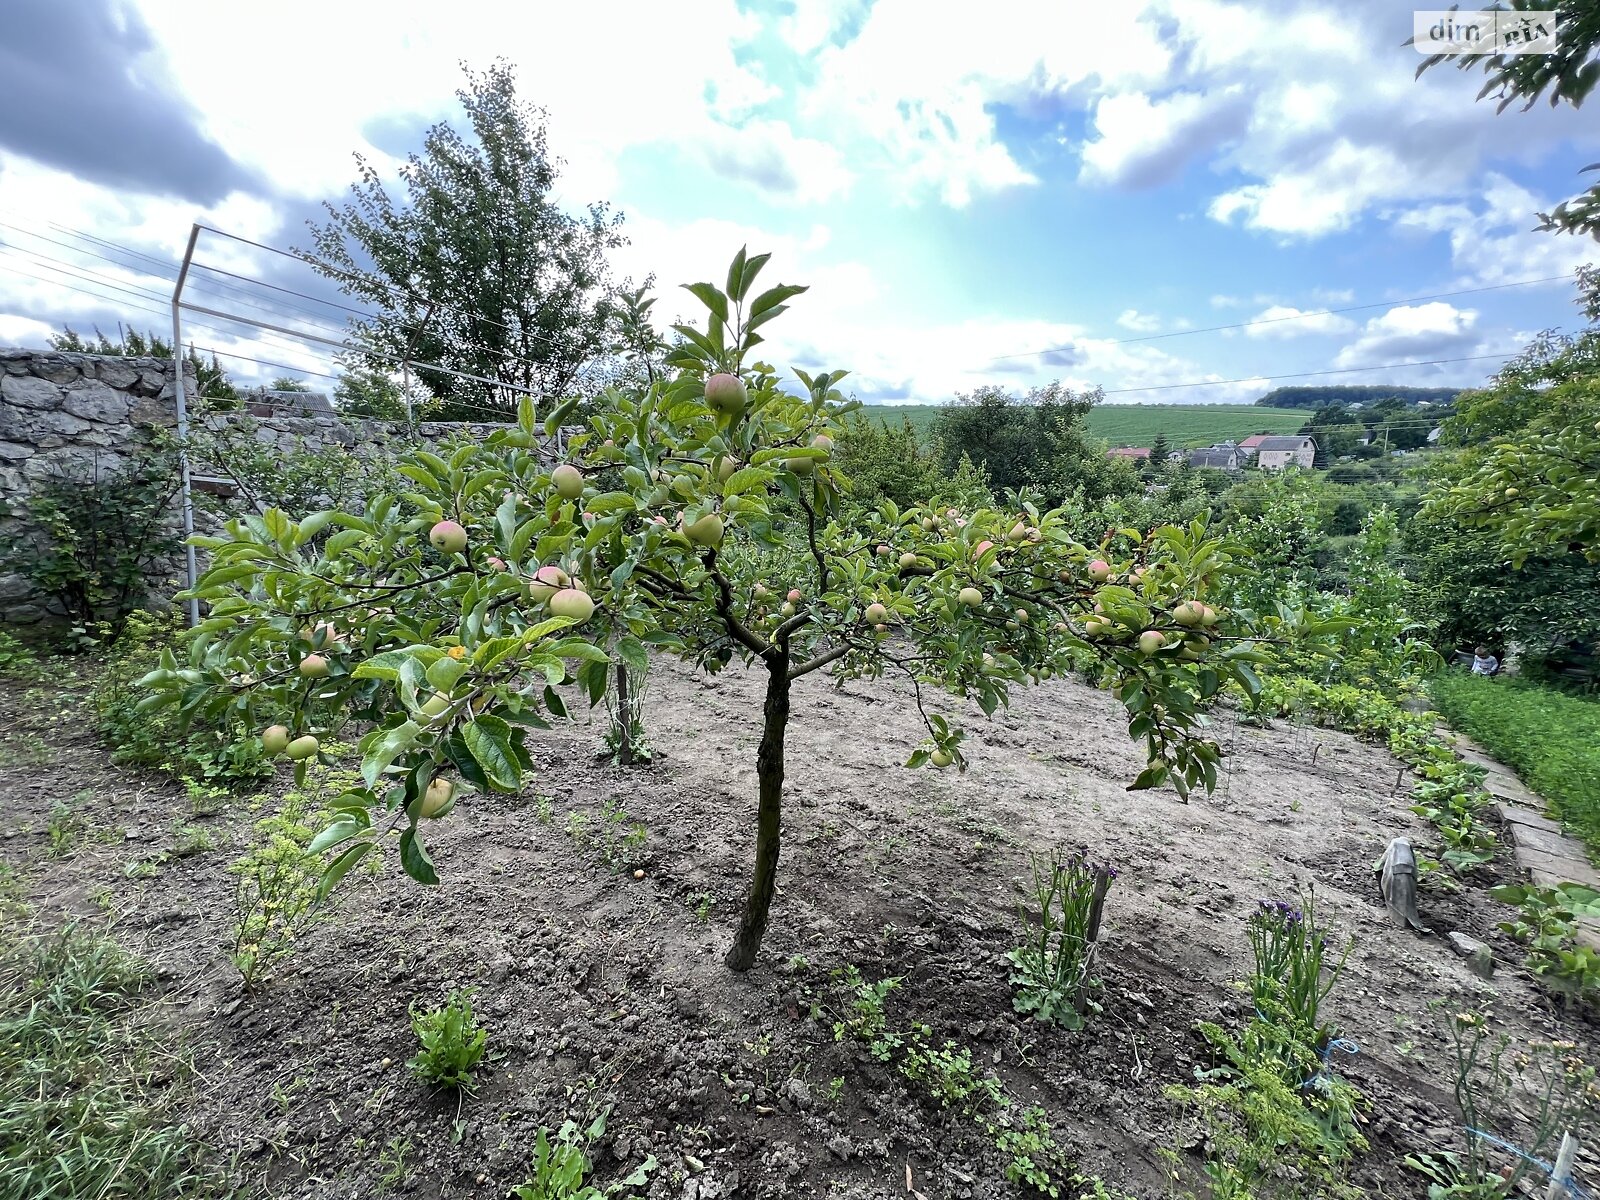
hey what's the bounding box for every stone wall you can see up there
[0,348,195,626]
[0,347,531,628]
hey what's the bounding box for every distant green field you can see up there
[855,403,1307,449]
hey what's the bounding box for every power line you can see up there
[1,217,420,345]
[0,230,363,343]
[0,262,339,379]
[0,260,578,422]
[989,273,1577,362]
[193,223,578,352]
[0,260,171,324]
[46,221,176,273]
[187,258,378,324]
[0,244,172,309]
[190,344,341,381]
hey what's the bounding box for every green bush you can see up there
[1430,672,1600,857]
[91,610,272,792]
[0,453,182,639]
[0,629,39,676]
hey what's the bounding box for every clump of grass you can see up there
[0,927,224,1199]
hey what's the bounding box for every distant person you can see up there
[1471,646,1500,676]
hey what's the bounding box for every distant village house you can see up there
[1186,441,1243,472]
[1254,435,1317,470]
[1237,434,1271,460]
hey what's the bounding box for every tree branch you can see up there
[799,494,829,594]
[788,641,853,680]
[704,549,773,660]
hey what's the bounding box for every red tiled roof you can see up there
[1107,447,1150,458]
[1239,434,1271,448]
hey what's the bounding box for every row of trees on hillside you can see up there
[1258,385,1463,409]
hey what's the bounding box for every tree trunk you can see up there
[725,657,790,971]
[615,660,634,767]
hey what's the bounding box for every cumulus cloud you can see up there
[1243,305,1357,338]
[1079,88,1249,189]
[1333,302,1481,367]
[0,0,263,204]
[696,119,854,205]
[1391,173,1593,290]
[1117,309,1162,332]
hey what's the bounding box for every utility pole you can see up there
[170,223,202,628]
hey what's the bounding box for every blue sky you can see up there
[0,0,1594,405]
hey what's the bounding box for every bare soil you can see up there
[3,658,1596,1199]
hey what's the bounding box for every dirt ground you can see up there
[2,657,1596,1199]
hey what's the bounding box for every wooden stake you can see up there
[1546,1131,1578,1199]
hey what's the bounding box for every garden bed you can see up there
[2,658,1596,1198]
[1430,671,1600,861]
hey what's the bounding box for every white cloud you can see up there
[695,120,854,205]
[801,1,1174,206]
[1243,305,1356,338]
[1117,309,1162,332]
[1079,88,1248,189]
[1333,302,1481,367]
[129,0,778,207]
[1392,173,1593,290]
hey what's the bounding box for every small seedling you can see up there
[510,1110,656,1200]
[408,988,488,1089]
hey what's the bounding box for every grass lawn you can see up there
[855,403,1308,448]
[1429,672,1600,860]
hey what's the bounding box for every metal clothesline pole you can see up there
[171,222,201,628]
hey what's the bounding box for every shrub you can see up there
[407,988,488,1089]
[1429,672,1600,858]
[91,610,272,792]
[229,776,342,990]
[1170,1038,1367,1200]
[178,414,400,518]
[0,629,38,676]
[1172,898,1366,1199]
[1489,882,1600,1001]
[0,452,182,639]
[1008,848,1115,1029]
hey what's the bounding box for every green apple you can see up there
[550,588,595,622]
[261,724,291,755]
[419,777,456,818]
[551,464,585,499]
[429,520,467,554]
[683,513,725,547]
[704,372,748,415]
[285,734,320,761]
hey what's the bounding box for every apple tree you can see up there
[145,250,1285,971]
